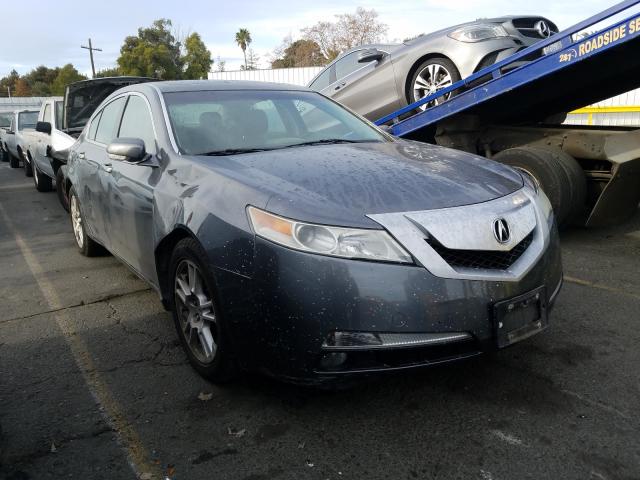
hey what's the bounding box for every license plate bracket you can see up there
[493,286,548,348]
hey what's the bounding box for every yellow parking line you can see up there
[564,275,640,300]
[0,203,162,480]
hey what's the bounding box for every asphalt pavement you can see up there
[0,159,639,480]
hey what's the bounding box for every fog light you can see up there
[324,331,383,348]
[320,352,348,369]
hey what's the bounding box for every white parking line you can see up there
[0,202,162,480]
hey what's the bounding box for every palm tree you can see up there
[235,28,252,69]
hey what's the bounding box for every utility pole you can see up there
[81,38,102,78]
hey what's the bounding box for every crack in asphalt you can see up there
[0,287,153,326]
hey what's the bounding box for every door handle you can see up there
[103,163,113,174]
[78,152,85,159]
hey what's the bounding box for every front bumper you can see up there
[215,221,562,382]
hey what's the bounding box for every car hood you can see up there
[198,140,523,229]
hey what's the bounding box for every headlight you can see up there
[518,170,553,222]
[247,206,413,264]
[448,24,509,42]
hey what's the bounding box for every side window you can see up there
[95,97,126,145]
[334,52,362,81]
[43,104,52,124]
[88,110,102,140]
[55,101,64,129]
[118,95,156,154]
[309,68,332,91]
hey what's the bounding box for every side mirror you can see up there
[107,138,146,162]
[358,48,384,63]
[36,121,52,135]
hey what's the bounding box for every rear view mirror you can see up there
[107,138,146,162]
[36,121,52,135]
[358,48,384,63]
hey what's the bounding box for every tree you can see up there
[271,38,327,68]
[183,32,213,79]
[14,78,31,96]
[51,64,87,95]
[302,8,388,61]
[118,19,183,79]
[0,70,20,97]
[241,49,260,70]
[24,66,60,96]
[215,56,226,72]
[235,28,252,69]
[95,67,121,78]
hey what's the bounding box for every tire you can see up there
[33,162,52,192]
[493,146,571,225]
[56,168,70,212]
[169,238,238,383]
[531,147,587,225]
[69,187,102,257]
[9,152,20,168]
[408,57,461,109]
[24,155,33,177]
[0,149,7,162]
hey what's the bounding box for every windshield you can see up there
[163,89,387,155]
[18,111,38,130]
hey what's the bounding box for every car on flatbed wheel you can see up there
[66,80,563,385]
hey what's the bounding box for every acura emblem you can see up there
[493,218,510,244]
[535,20,552,38]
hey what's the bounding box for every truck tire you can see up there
[530,147,587,225]
[9,152,20,168]
[56,168,70,212]
[493,146,571,225]
[0,149,7,162]
[33,163,53,192]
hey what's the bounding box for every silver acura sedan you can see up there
[308,16,558,120]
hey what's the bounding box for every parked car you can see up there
[0,112,12,162]
[20,77,156,209]
[2,109,38,169]
[65,80,562,384]
[308,16,558,120]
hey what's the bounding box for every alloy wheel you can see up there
[70,194,84,248]
[174,260,218,364]
[413,63,454,110]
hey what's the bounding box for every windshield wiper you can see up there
[280,139,373,149]
[200,148,271,156]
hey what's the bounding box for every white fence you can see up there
[208,67,323,86]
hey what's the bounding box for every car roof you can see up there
[147,80,310,93]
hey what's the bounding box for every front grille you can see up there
[511,18,559,39]
[426,231,534,270]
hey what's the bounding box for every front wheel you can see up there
[408,57,461,110]
[56,168,70,212]
[33,163,52,192]
[169,238,238,383]
[69,187,102,257]
[9,152,20,168]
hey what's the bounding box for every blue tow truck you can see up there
[376,0,640,227]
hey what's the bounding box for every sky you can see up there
[0,0,622,77]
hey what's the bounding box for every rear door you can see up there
[329,50,401,120]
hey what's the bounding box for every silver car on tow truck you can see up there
[309,15,558,120]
